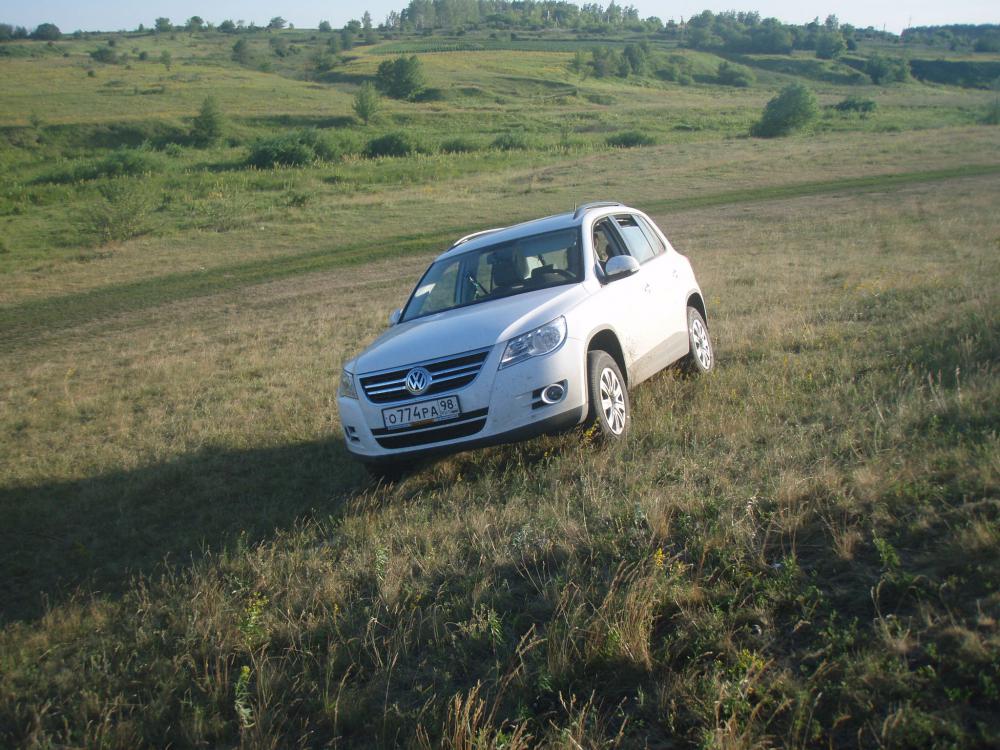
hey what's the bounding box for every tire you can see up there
[681,307,714,374]
[586,350,630,440]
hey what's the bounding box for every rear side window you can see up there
[636,216,667,255]
[614,215,658,263]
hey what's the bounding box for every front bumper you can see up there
[337,338,588,462]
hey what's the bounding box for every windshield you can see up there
[400,228,583,322]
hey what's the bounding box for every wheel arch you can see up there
[687,291,708,328]
[586,327,629,386]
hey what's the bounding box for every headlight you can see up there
[500,316,567,369]
[338,368,358,399]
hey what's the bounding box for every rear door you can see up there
[610,213,688,378]
[590,217,664,372]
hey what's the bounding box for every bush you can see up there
[816,32,846,59]
[352,83,380,125]
[440,137,478,154]
[43,148,161,183]
[606,130,656,148]
[89,47,119,64]
[374,55,425,99]
[491,132,530,151]
[246,130,338,168]
[364,132,419,158]
[984,97,1000,126]
[867,54,909,84]
[716,61,755,87]
[86,178,154,244]
[750,83,818,138]
[834,96,877,115]
[190,96,224,147]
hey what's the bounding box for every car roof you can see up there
[435,202,629,261]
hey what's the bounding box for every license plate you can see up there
[382,395,461,430]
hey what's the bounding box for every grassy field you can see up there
[1,25,999,749]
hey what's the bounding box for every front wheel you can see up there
[586,350,630,440]
[681,307,714,374]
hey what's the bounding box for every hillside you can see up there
[1,20,999,749]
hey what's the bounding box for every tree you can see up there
[0,23,14,41]
[218,20,236,33]
[190,96,224,146]
[375,55,425,99]
[815,32,846,59]
[185,16,204,32]
[159,50,172,70]
[154,17,172,33]
[622,42,649,75]
[31,23,62,41]
[318,20,332,32]
[362,11,377,44]
[750,83,818,137]
[353,82,381,124]
[268,17,287,30]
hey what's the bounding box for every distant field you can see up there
[1,25,999,749]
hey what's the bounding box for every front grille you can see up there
[359,347,492,404]
[373,409,489,449]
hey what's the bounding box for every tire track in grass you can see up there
[2,163,998,353]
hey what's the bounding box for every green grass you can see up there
[1,25,1000,750]
[3,162,999,352]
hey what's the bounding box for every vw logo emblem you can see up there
[404,367,432,396]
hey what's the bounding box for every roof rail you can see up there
[573,201,624,219]
[450,227,505,248]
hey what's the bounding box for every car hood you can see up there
[353,283,588,373]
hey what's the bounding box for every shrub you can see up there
[90,47,119,64]
[491,132,530,151]
[44,148,162,183]
[232,39,251,65]
[246,130,338,168]
[984,96,1000,126]
[374,55,425,99]
[352,82,380,125]
[190,96,224,147]
[867,54,909,84]
[815,32,846,60]
[716,61,755,87]
[750,83,818,138]
[834,96,877,115]
[364,132,419,158]
[86,178,153,244]
[440,137,478,154]
[606,130,656,148]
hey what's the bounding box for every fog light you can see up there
[541,383,566,404]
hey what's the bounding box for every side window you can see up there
[615,215,657,263]
[592,219,626,270]
[636,216,667,256]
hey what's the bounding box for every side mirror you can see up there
[605,255,640,281]
[389,308,402,326]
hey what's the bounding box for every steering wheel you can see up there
[467,274,489,298]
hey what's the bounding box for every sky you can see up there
[2,0,997,35]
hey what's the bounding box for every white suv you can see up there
[337,202,713,467]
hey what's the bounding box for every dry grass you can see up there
[2,169,998,747]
